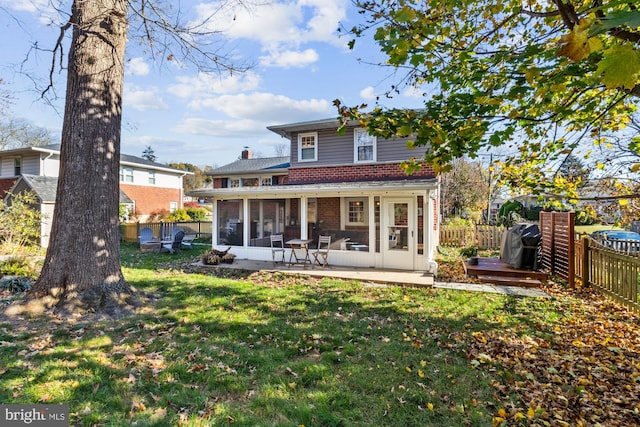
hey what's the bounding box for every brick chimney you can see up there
[241,147,252,160]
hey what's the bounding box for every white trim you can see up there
[353,128,377,163]
[298,132,318,162]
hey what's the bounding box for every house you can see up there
[0,144,192,247]
[191,117,440,272]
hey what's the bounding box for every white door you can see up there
[382,198,415,270]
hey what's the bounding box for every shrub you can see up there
[0,256,39,279]
[0,276,33,293]
[186,207,208,222]
[0,191,43,249]
[165,208,191,222]
[459,245,478,258]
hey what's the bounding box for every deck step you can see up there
[477,275,543,288]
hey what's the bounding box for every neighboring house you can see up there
[0,144,192,247]
[191,117,440,272]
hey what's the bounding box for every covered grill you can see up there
[500,223,541,270]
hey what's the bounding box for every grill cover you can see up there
[500,223,541,270]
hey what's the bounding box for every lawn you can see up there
[1,243,639,426]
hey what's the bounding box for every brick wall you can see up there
[0,178,16,197]
[317,197,341,229]
[288,162,435,184]
[120,184,181,216]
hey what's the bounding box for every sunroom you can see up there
[193,179,439,272]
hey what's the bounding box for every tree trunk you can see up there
[29,0,137,317]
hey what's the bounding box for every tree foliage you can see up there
[440,158,488,219]
[339,0,640,199]
[141,145,156,162]
[0,191,43,250]
[169,162,212,193]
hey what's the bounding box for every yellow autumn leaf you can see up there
[557,19,601,62]
[492,416,505,426]
[420,360,427,367]
[427,402,434,411]
[497,408,508,418]
[406,366,412,373]
[527,407,536,419]
[619,199,629,206]
[418,369,425,378]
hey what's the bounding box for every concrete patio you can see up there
[195,258,549,298]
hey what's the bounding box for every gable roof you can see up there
[208,156,290,176]
[12,174,133,204]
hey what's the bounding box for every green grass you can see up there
[0,243,569,426]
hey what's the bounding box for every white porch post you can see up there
[300,196,308,239]
[368,196,375,253]
[242,197,250,247]
[212,199,219,248]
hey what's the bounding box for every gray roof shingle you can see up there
[209,157,290,175]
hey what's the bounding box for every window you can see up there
[229,179,240,188]
[261,177,272,186]
[346,198,367,225]
[169,202,178,213]
[242,177,259,187]
[148,171,156,185]
[298,132,317,162]
[119,167,133,183]
[14,158,21,176]
[354,129,376,163]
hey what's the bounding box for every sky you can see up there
[0,0,426,168]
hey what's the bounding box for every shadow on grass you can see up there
[0,244,565,426]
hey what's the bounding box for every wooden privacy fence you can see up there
[576,235,640,312]
[539,211,575,288]
[121,221,212,242]
[439,224,503,249]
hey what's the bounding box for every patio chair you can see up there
[270,234,285,265]
[311,235,331,268]
[138,227,155,245]
[181,234,196,249]
[162,230,185,254]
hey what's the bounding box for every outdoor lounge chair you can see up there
[138,227,156,245]
[270,234,286,265]
[311,235,331,268]
[162,230,185,254]
[181,234,196,249]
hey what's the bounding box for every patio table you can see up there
[286,239,314,267]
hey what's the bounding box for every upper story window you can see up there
[148,171,156,185]
[298,132,318,162]
[230,178,240,188]
[261,177,272,186]
[242,177,259,187]
[354,129,376,163]
[14,158,21,176]
[119,167,133,183]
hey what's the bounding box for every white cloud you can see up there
[259,49,319,68]
[0,0,67,24]
[172,118,261,137]
[193,0,348,68]
[167,71,262,99]
[359,86,377,100]
[188,92,334,121]
[124,85,168,111]
[125,57,150,76]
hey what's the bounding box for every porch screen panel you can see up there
[249,199,286,247]
[218,199,244,246]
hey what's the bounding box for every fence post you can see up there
[581,235,589,288]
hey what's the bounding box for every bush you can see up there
[0,256,39,279]
[186,207,208,222]
[459,245,478,258]
[165,208,191,222]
